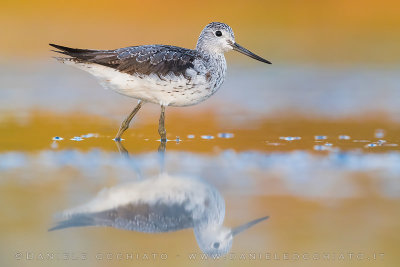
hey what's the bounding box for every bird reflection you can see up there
[50,141,268,256]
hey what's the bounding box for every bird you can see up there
[49,173,269,256]
[50,22,271,142]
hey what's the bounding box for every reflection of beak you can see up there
[231,43,271,64]
[231,216,269,237]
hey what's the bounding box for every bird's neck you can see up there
[196,40,226,56]
[196,47,226,64]
[202,51,227,92]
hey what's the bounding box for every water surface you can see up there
[1,63,400,266]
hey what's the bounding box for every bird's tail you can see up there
[48,214,95,231]
[49,43,99,60]
[49,43,118,66]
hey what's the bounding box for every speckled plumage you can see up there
[49,174,225,237]
[50,22,270,140]
[50,23,234,106]
[49,173,268,257]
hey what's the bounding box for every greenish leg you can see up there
[158,105,167,142]
[114,101,143,141]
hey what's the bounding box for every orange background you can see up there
[1,0,400,64]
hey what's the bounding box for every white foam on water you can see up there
[339,135,351,140]
[217,133,234,139]
[201,135,215,140]
[280,136,301,141]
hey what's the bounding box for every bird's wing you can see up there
[49,201,195,233]
[49,43,200,79]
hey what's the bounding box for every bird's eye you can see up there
[213,242,220,249]
[215,31,222,37]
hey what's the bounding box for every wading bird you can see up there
[50,22,271,141]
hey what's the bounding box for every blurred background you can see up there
[1,0,400,64]
[1,0,400,266]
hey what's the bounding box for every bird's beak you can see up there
[231,216,269,237]
[231,42,271,64]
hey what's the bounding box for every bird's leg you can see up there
[158,105,167,142]
[114,101,143,141]
[157,105,167,152]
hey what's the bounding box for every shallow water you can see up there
[1,63,400,266]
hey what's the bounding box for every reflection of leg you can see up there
[115,140,129,158]
[158,105,167,142]
[115,140,143,179]
[115,101,144,141]
[158,140,166,153]
[158,140,166,173]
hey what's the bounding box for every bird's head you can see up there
[197,22,271,64]
[194,216,269,257]
[194,226,233,257]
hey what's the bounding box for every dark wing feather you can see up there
[95,201,195,232]
[115,46,198,78]
[49,43,200,78]
[49,201,195,233]
[49,43,116,66]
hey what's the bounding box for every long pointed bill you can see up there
[231,216,269,237]
[232,43,271,64]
